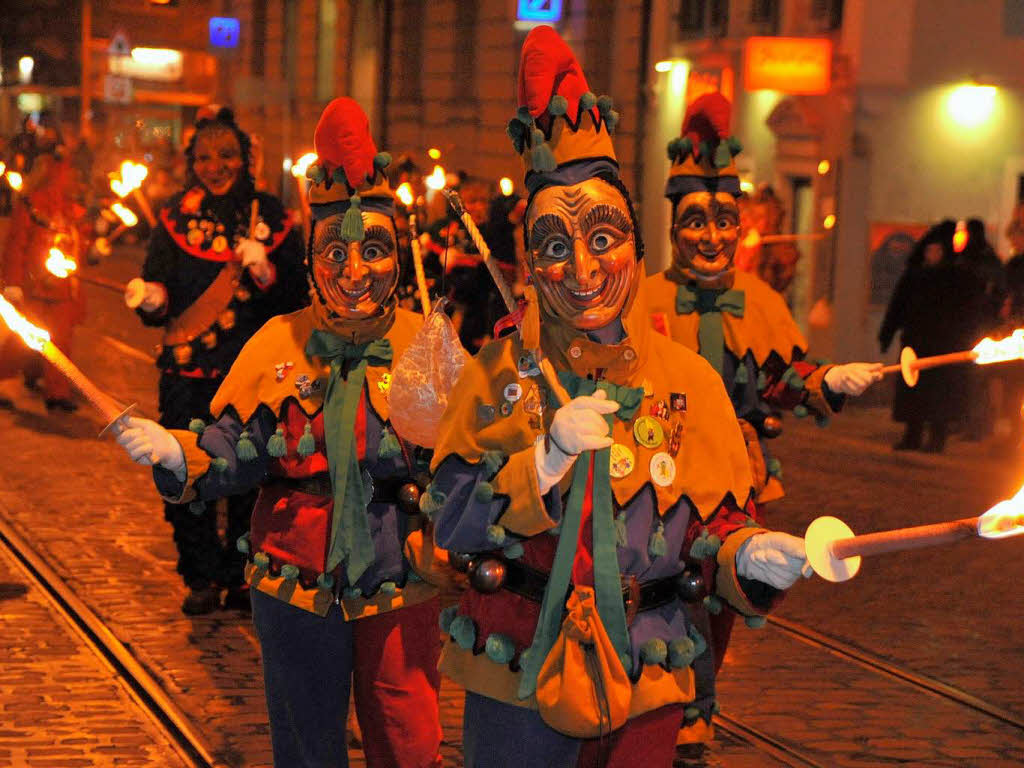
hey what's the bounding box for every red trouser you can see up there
[576,703,688,767]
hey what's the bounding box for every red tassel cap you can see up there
[313,98,378,190]
[517,25,594,125]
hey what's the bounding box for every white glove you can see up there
[124,278,167,312]
[115,416,186,481]
[535,390,619,494]
[236,238,274,285]
[824,362,883,396]
[3,285,24,303]
[735,531,808,590]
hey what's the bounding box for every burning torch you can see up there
[109,160,155,228]
[881,329,1024,387]
[291,152,317,241]
[0,294,137,436]
[804,485,1024,582]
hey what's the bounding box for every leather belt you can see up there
[502,559,680,625]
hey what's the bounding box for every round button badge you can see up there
[609,443,636,478]
[632,416,664,449]
[650,452,676,487]
[503,382,523,402]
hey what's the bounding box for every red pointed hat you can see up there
[508,25,619,191]
[306,97,392,207]
[665,92,741,201]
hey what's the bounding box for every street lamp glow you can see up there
[823,214,836,230]
[817,160,830,175]
[18,56,34,84]
[130,47,182,67]
[427,147,442,160]
[947,84,997,128]
[654,60,674,73]
[499,177,514,196]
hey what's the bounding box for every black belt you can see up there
[272,473,413,504]
[502,559,680,622]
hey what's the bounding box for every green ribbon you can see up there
[304,330,393,586]
[675,284,745,374]
[518,373,643,700]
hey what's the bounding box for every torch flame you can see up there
[743,228,761,249]
[6,171,23,191]
[291,152,318,179]
[0,294,50,351]
[395,182,414,207]
[978,482,1024,539]
[110,160,148,197]
[425,165,446,191]
[972,329,1024,365]
[0,161,6,176]
[45,247,77,279]
[110,202,139,227]
[953,219,969,253]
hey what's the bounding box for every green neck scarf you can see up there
[675,283,745,374]
[304,330,393,586]
[517,372,643,700]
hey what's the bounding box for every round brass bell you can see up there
[468,557,506,594]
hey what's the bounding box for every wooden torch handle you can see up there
[830,517,979,560]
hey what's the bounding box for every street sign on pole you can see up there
[108,29,131,57]
[103,74,133,104]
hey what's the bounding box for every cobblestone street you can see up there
[0,248,1022,766]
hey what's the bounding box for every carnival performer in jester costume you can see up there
[124,108,308,615]
[645,94,882,678]
[428,27,809,767]
[115,98,443,768]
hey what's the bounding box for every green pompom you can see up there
[236,430,258,462]
[188,500,205,516]
[734,365,750,385]
[281,564,300,581]
[516,106,534,125]
[705,534,721,556]
[481,450,505,476]
[507,119,527,151]
[640,638,668,665]
[767,458,783,480]
[373,151,392,170]
[784,368,806,390]
[450,614,476,650]
[485,633,516,665]
[475,481,495,503]
[486,524,506,546]
[531,140,557,173]
[727,136,743,155]
[703,595,723,615]
[684,706,702,722]
[266,427,287,458]
[188,418,206,434]
[377,427,401,460]
[606,110,620,134]
[668,636,697,668]
[689,529,710,559]
[580,91,597,111]
[689,626,708,657]
[211,457,229,473]
[297,422,316,457]
[332,167,348,185]
[615,511,628,547]
[678,136,693,156]
[698,140,710,160]
[439,604,459,634]
[745,615,767,629]
[548,94,568,115]
[714,140,733,169]
[236,534,250,554]
[757,371,768,390]
[253,552,270,570]
[667,137,683,161]
[343,586,363,599]
[418,487,440,516]
[379,580,397,594]
[503,543,524,560]
[317,572,335,590]
[648,522,667,558]
[341,195,365,242]
[596,94,614,114]
[306,163,324,182]
[793,404,809,418]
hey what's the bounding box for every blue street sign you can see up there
[209,17,240,48]
[517,0,563,23]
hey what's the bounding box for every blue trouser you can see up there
[462,692,581,768]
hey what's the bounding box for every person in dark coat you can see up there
[124,108,309,614]
[879,220,984,452]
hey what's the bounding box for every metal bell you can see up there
[761,414,783,439]
[448,551,475,573]
[468,557,507,594]
[397,482,422,514]
[674,568,707,602]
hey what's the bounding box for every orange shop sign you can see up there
[744,37,832,94]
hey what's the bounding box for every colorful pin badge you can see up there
[503,382,523,403]
[609,443,636,478]
[254,221,271,241]
[650,400,670,421]
[518,353,541,378]
[650,452,676,487]
[378,372,392,395]
[500,401,514,417]
[633,415,664,449]
[668,422,683,457]
[522,387,545,416]
[670,393,687,412]
[274,360,294,382]
[295,374,320,399]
